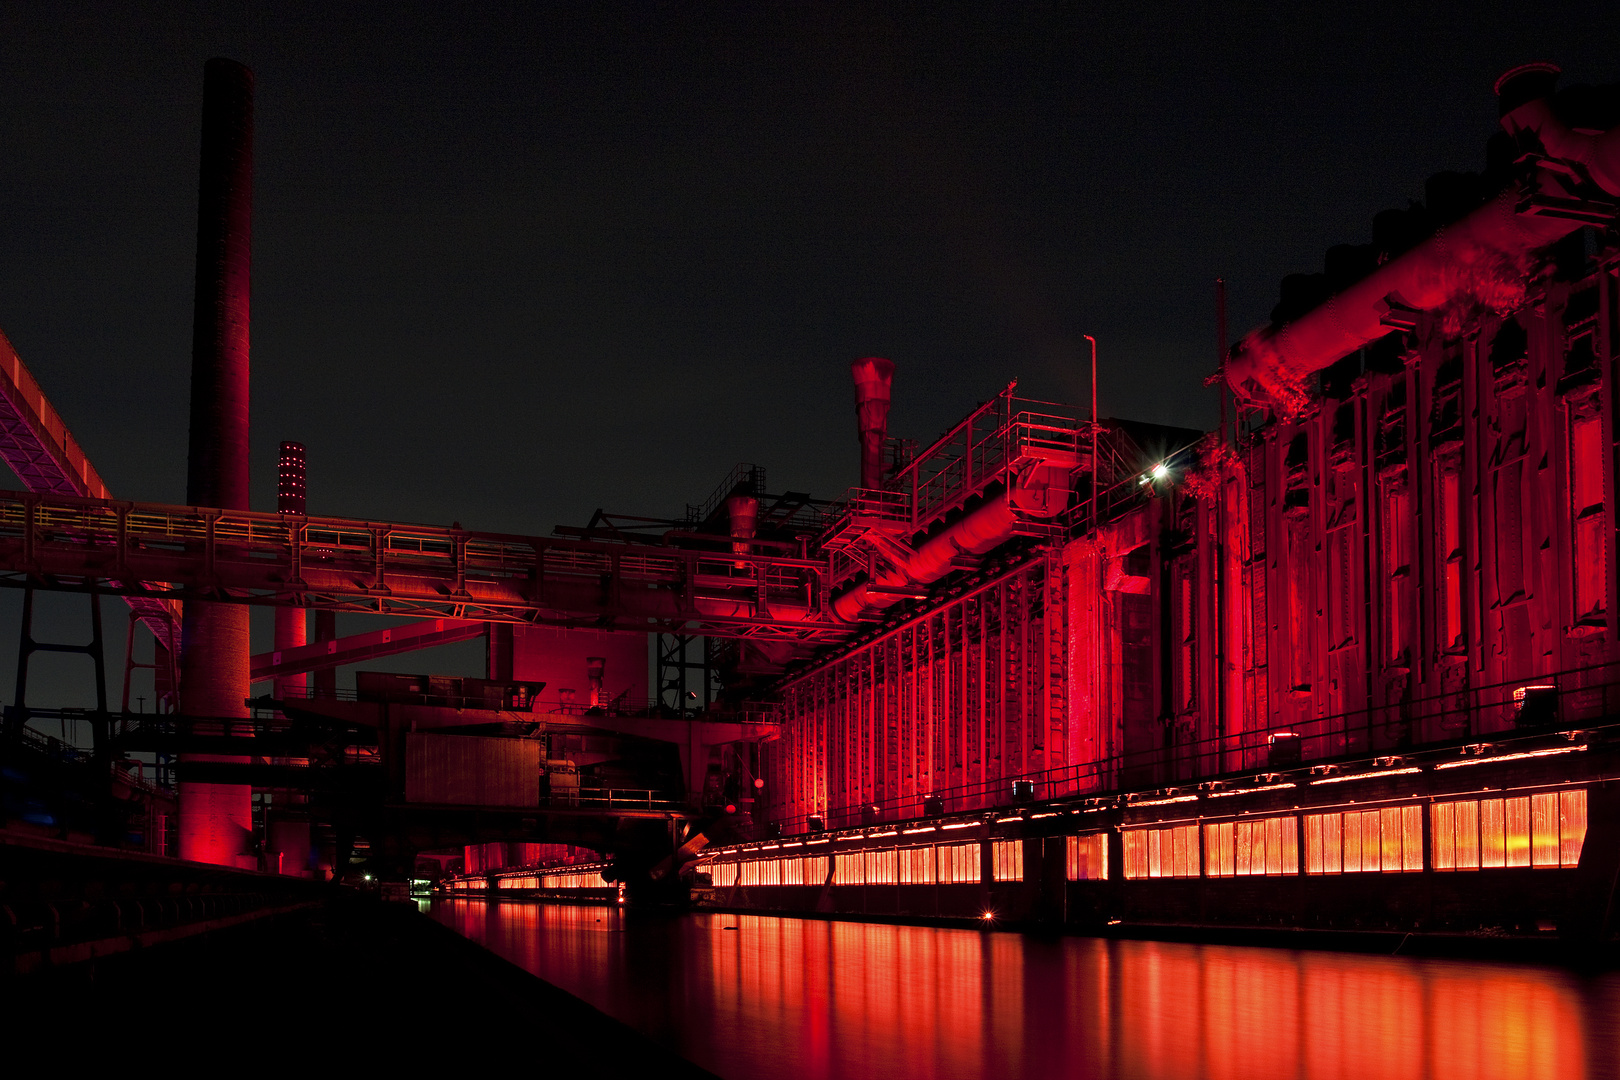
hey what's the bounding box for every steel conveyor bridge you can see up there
[0,489,851,646]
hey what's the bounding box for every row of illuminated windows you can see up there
[481,870,608,890]
[1209,816,1301,877]
[1119,790,1587,880]
[1303,806,1423,873]
[541,872,608,889]
[711,840,1023,888]
[1431,791,1586,870]
[1123,824,1202,880]
[496,875,540,889]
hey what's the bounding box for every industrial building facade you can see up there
[761,63,1620,836]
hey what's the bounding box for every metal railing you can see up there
[815,385,1087,552]
[550,786,681,811]
[686,463,767,524]
[0,488,847,642]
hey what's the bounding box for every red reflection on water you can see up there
[435,901,1613,1080]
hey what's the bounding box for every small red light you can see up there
[753,778,765,789]
[724,803,737,814]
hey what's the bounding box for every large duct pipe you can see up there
[727,493,758,568]
[178,58,255,867]
[830,462,1073,623]
[1224,63,1620,414]
[851,357,895,490]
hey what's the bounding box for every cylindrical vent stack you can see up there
[850,357,895,490]
[727,493,759,568]
[273,441,308,701]
[586,656,606,708]
[178,58,255,868]
[269,444,313,876]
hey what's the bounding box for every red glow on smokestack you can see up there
[851,357,895,490]
[178,58,255,867]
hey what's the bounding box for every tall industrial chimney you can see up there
[850,357,894,490]
[177,58,255,867]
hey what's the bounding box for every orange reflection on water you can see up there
[435,900,1614,1080]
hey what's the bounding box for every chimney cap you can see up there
[851,356,895,398]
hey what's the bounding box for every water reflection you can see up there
[433,900,1619,1080]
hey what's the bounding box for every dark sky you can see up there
[0,2,1616,711]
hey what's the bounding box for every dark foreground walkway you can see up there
[6,895,720,1076]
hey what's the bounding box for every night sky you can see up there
[0,2,1616,710]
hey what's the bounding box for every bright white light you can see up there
[1152,462,1169,481]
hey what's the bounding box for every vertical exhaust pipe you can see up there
[177,58,255,867]
[851,357,895,490]
[268,441,311,876]
[586,656,606,710]
[272,441,307,701]
[727,493,759,568]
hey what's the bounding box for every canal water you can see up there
[432,899,1620,1080]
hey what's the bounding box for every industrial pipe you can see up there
[851,357,895,490]
[727,493,758,568]
[1499,63,1620,195]
[178,58,255,868]
[273,441,308,702]
[586,656,605,708]
[269,441,310,876]
[830,462,1073,623]
[1224,63,1620,414]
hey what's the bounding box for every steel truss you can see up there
[0,490,851,644]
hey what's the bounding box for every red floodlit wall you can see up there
[491,625,648,711]
[764,124,1620,832]
[1052,254,1620,791]
[763,557,1068,829]
[404,732,541,807]
[1074,256,1620,788]
[463,841,599,874]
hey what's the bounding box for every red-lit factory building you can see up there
[665,63,1620,937]
[6,60,1620,947]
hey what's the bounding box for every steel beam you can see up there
[251,618,486,680]
[0,489,844,644]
